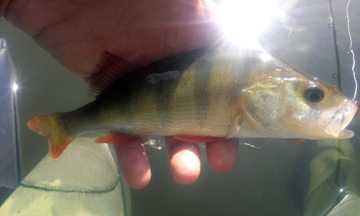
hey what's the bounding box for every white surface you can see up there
[0,138,129,216]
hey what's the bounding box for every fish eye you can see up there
[304,86,324,103]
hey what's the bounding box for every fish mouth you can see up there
[322,100,358,139]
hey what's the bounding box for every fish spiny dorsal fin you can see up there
[147,46,217,72]
[87,46,218,97]
[87,52,140,97]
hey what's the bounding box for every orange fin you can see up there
[95,133,141,144]
[27,114,76,159]
[87,52,139,97]
[49,135,75,159]
[174,136,226,143]
[287,138,306,143]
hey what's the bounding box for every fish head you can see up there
[240,65,358,139]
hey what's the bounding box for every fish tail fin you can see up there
[27,113,75,159]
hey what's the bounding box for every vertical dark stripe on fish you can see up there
[193,57,212,125]
[86,77,134,133]
[228,57,259,105]
[152,72,182,129]
[115,80,133,126]
[238,57,258,81]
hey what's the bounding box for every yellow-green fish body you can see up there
[28,46,358,159]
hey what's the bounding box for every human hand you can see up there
[1,0,239,189]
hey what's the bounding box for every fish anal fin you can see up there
[49,135,76,159]
[95,133,142,144]
[226,114,243,139]
[174,136,226,143]
[87,52,139,96]
[287,138,306,143]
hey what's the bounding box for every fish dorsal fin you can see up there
[147,46,216,72]
[87,52,140,96]
[88,45,218,97]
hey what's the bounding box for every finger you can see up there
[0,0,11,16]
[206,139,238,173]
[165,137,201,185]
[114,140,151,189]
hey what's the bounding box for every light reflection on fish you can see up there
[27,45,359,159]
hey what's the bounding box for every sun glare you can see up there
[12,82,18,92]
[214,0,284,49]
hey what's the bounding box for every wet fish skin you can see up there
[27,45,358,159]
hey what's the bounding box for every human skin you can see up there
[1,0,239,189]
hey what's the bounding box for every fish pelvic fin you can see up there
[174,136,226,143]
[94,132,142,144]
[27,113,75,159]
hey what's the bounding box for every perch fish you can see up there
[28,46,359,159]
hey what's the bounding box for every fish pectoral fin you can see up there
[174,136,226,143]
[226,114,243,139]
[94,133,142,144]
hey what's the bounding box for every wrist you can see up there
[0,0,12,17]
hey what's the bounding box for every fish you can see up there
[27,45,359,159]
